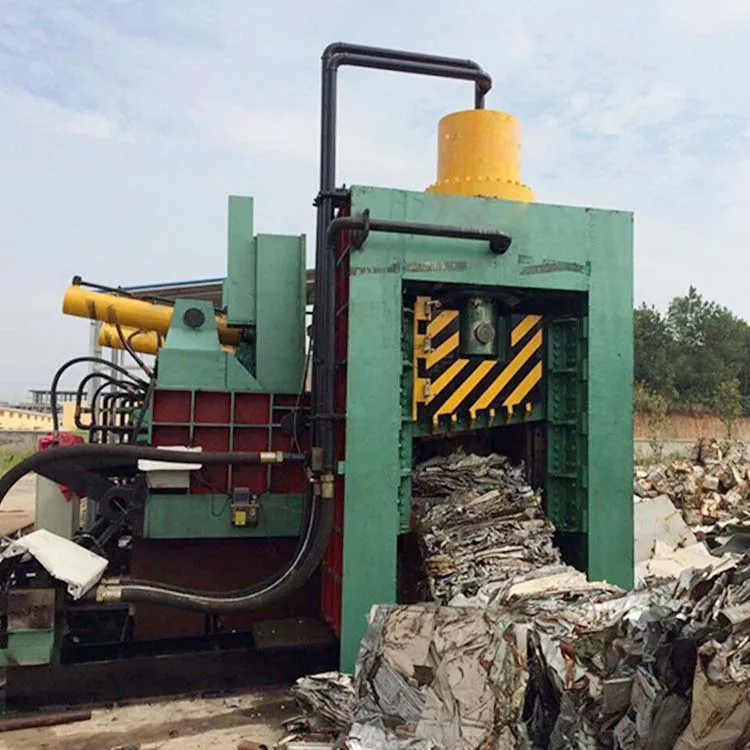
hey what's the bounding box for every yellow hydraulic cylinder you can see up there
[62,285,242,346]
[98,323,235,355]
[98,325,162,355]
[426,109,535,202]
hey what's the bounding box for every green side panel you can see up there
[157,349,227,390]
[144,493,304,539]
[0,630,55,666]
[226,195,256,326]
[255,234,306,393]
[350,186,593,294]
[587,211,634,588]
[340,243,404,673]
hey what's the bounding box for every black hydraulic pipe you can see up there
[312,43,494,474]
[322,42,486,70]
[75,373,143,432]
[0,443,330,615]
[319,43,491,192]
[326,54,491,110]
[326,212,513,255]
[0,445,305,506]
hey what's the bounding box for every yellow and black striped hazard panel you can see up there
[412,296,543,425]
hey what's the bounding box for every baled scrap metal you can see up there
[290,452,750,748]
[527,556,750,749]
[412,451,559,604]
[343,603,531,750]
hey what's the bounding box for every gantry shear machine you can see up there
[0,43,633,704]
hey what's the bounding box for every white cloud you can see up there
[0,0,749,399]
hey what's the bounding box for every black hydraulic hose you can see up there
[115,321,153,376]
[88,379,130,442]
[50,356,149,437]
[0,443,327,613]
[107,494,334,613]
[0,444,305,506]
[75,373,144,432]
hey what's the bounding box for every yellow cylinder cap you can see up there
[426,109,535,202]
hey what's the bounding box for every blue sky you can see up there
[1,0,749,400]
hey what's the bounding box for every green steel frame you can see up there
[337,184,633,670]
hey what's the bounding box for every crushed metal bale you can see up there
[412,451,559,604]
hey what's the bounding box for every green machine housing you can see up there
[0,44,634,685]
[109,181,633,672]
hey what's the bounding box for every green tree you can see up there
[713,379,742,440]
[666,287,750,406]
[633,303,675,397]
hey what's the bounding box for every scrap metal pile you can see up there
[289,450,750,749]
[635,438,750,553]
[411,452,560,604]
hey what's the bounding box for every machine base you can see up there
[3,617,337,711]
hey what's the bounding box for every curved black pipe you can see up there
[312,43,494,473]
[322,42,485,69]
[115,321,152,376]
[75,373,144,433]
[326,54,491,109]
[49,356,149,437]
[326,212,513,256]
[87,378,140,442]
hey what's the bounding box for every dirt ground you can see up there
[0,688,296,750]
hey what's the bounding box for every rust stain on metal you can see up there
[519,259,591,276]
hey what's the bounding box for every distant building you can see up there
[61,402,91,432]
[0,405,54,432]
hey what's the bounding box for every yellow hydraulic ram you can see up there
[98,323,235,356]
[62,285,242,346]
[426,109,535,202]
